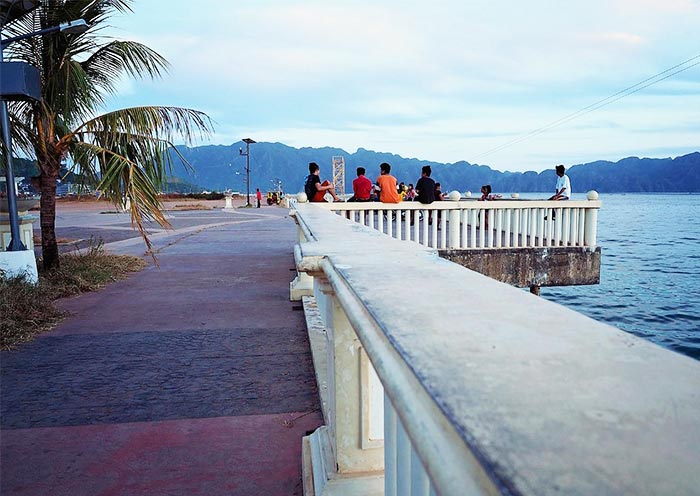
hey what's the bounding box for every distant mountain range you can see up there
[10,145,699,195]
[169,143,699,194]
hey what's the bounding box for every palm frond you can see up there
[81,41,170,94]
[63,106,213,256]
[72,106,214,146]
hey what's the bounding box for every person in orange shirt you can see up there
[375,163,400,203]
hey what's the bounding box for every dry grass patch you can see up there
[1,242,146,350]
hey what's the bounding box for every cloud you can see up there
[100,0,699,173]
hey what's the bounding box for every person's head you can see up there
[399,182,405,191]
[408,183,414,190]
[481,184,491,195]
[555,164,565,177]
[256,188,260,192]
[435,182,442,190]
[357,167,365,177]
[380,162,391,174]
[309,162,320,175]
[421,165,432,177]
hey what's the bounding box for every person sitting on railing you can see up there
[348,167,372,202]
[305,162,341,202]
[435,182,446,227]
[405,183,416,201]
[397,182,407,201]
[413,165,436,225]
[548,164,571,201]
[478,184,501,201]
[376,163,400,204]
[478,184,501,229]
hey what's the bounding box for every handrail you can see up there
[292,201,700,495]
[308,196,601,249]
[317,256,501,494]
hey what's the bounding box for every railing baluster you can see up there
[461,210,468,249]
[562,208,570,246]
[422,210,429,246]
[378,209,385,234]
[495,209,502,248]
[536,208,545,247]
[385,394,397,496]
[440,212,447,248]
[504,208,511,248]
[397,419,411,496]
[510,210,518,247]
[431,209,438,248]
[412,208,420,243]
[479,210,486,248]
[387,210,394,238]
[470,209,477,248]
[578,208,585,246]
[404,209,411,241]
[555,208,562,246]
[410,444,430,495]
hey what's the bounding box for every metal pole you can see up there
[0,40,27,251]
[246,141,250,207]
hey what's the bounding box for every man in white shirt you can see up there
[549,164,571,200]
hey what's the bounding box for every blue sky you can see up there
[103,0,700,172]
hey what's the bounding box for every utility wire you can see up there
[472,53,700,161]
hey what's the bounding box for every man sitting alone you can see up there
[548,164,571,201]
[305,162,340,202]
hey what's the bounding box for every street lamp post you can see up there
[239,138,255,207]
[1,17,89,252]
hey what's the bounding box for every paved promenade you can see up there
[1,202,322,495]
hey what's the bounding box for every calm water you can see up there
[541,194,700,360]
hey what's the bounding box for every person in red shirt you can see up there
[256,188,262,208]
[350,167,372,202]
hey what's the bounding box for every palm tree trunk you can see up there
[39,168,59,270]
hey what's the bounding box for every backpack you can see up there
[304,175,316,199]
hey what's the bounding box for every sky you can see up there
[102,0,700,172]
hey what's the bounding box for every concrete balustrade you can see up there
[291,202,700,496]
[308,197,601,250]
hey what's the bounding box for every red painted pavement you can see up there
[1,412,321,496]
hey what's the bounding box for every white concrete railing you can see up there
[308,195,601,249]
[291,202,700,496]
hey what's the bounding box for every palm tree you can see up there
[2,0,213,269]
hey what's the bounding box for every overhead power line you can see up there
[472,53,700,161]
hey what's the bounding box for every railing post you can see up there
[585,190,599,247]
[314,276,384,474]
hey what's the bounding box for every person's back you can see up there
[415,166,435,204]
[549,164,571,201]
[555,173,571,199]
[352,167,372,201]
[376,163,400,203]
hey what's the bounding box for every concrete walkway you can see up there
[1,203,322,495]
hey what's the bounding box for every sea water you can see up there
[540,193,700,360]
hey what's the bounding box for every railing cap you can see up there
[293,202,700,495]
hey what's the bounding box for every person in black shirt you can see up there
[413,165,436,224]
